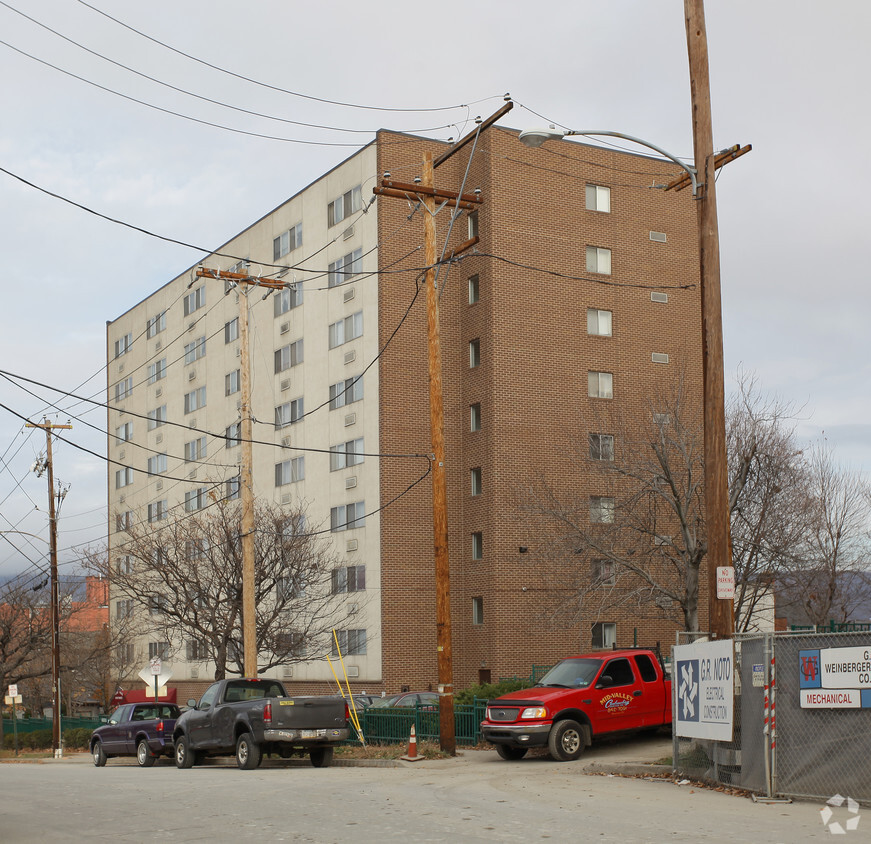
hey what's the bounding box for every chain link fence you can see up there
[672,630,871,803]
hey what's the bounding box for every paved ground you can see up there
[0,737,835,842]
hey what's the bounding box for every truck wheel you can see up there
[309,747,334,768]
[236,732,262,770]
[548,719,585,762]
[92,741,107,767]
[137,739,156,768]
[175,735,197,769]
[496,745,528,761]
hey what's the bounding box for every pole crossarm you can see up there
[196,266,286,290]
[373,186,479,211]
[378,179,484,205]
[665,143,752,192]
[434,100,513,168]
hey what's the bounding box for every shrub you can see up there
[454,678,530,706]
[64,727,92,750]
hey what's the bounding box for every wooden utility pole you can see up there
[26,418,72,756]
[684,0,734,638]
[197,268,285,676]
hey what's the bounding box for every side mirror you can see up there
[187,698,198,709]
[596,675,614,689]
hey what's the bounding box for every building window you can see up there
[329,376,363,409]
[275,397,304,428]
[585,246,612,275]
[470,467,482,496]
[331,565,366,594]
[274,284,303,315]
[587,309,612,337]
[146,453,167,475]
[147,405,167,430]
[148,594,169,615]
[328,249,363,287]
[148,358,167,383]
[585,184,611,213]
[469,339,481,368]
[226,476,241,500]
[329,438,364,471]
[115,467,133,489]
[589,433,615,461]
[225,422,241,448]
[470,403,482,432]
[274,340,303,373]
[592,558,616,586]
[187,640,208,661]
[273,222,302,260]
[116,643,135,663]
[467,210,479,239]
[471,532,483,560]
[184,336,206,365]
[146,311,166,338]
[327,186,362,227]
[183,286,205,316]
[329,311,363,349]
[185,436,207,462]
[591,622,617,649]
[275,457,305,486]
[225,369,241,396]
[148,641,170,660]
[115,512,133,532]
[331,628,366,656]
[114,333,132,358]
[588,371,613,399]
[225,318,239,344]
[185,487,208,512]
[590,496,616,524]
[330,501,366,532]
[115,377,133,402]
[277,575,306,602]
[115,422,133,443]
[184,387,207,414]
[472,597,484,625]
[116,599,133,619]
[147,500,168,523]
[468,274,480,304]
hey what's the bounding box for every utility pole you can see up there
[684,0,734,638]
[26,417,72,756]
[197,267,285,676]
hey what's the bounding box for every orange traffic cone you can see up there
[401,725,423,762]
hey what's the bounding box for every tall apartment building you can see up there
[106,126,705,696]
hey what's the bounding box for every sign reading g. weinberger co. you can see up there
[799,645,871,709]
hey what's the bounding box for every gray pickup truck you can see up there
[173,678,349,769]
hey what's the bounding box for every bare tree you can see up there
[85,498,356,680]
[777,443,871,626]
[522,378,707,632]
[726,372,810,630]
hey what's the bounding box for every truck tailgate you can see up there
[271,697,346,730]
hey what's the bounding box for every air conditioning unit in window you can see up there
[188,321,196,332]
[280,322,290,335]
[281,436,292,447]
[650,291,669,304]
[280,379,290,392]
[281,493,291,505]
[155,341,162,351]
[119,450,125,461]
[118,363,124,373]
[236,347,241,357]
[346,666,359,678]
[343,225,355,240]
[188,469,197,479]
[188,370,196,381]
[155,387,162,398]
[344,350,356,365]
[190,666,199,679]
[156,480,163,491]
[343,287,356,303]
[156,434,163,444]
[345,476,357,489]
[651,353,670,364]
[119,495,125,504]
[189,418,197,428]
[346,539,358,552]
[649,231,667,243]
[283,666,293,678]
[344,413,356,427]
[348,603,358,615]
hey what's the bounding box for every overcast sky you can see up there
[0,0,868,582]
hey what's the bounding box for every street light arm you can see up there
[518,126,698,194]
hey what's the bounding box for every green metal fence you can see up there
[789,621,871,633]
[351,700,488,746]
[0,716,103,736]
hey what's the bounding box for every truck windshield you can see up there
[536,659,602,688]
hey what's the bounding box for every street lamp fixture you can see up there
[518,126,699,194]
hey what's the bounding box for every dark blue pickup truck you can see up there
[90,702,180,767]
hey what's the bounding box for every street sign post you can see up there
[137,664,173,703]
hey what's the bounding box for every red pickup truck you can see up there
[480,648,672,762]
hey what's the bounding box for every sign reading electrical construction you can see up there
[673,639,734,741]
[799,646,871,709]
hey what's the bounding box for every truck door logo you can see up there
[601,692,632,713]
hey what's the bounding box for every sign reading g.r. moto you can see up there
[673,639,734,741]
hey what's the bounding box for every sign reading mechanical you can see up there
[673,639,734,741]
[799,645,871,709]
